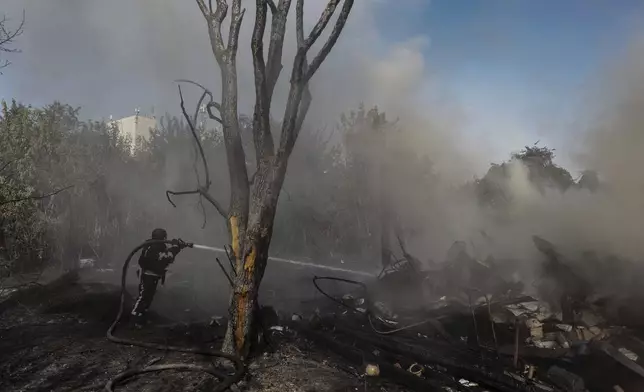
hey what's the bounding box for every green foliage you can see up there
[474,144,578,210]
[0,98,600,274]
[0,100,141,272]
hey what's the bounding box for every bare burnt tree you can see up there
[167,0,354,358]
[0,11,25,72]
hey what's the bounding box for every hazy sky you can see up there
[1,0,643,169]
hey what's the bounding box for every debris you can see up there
[365,364,380,377]
[407,363,423,377]
[618,347,638,362]
[209,316,222,327]
[291,313,303,322]
[303,235,644,391]
[546,366,585,392]
[458,379,479,387]
[79,258,96,269]
[526,318,544,340]
[556,324,573,332]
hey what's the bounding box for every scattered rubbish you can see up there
[302,235,644,391]
[365,364,380,376]
[291,313,303,322]
[407,363,423,376]
[458,379,479,387]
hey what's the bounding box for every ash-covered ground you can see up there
[5,237,644,392]
[0,260,390,392]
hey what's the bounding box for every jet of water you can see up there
[192,244,220,252]
[190,243,375,277]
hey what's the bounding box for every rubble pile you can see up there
[293,236,644,392]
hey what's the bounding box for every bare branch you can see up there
[197,0,229,61]
[224,245,237,275]
[295,83,312,139]
[266,0,278,14]
[227,1,245,57]
[251,0,275,161]
[175,79,215,100]
[295,0,307,47]
[0,11,25,71]
[179,85,211,188]
[276,0,353,162]
[199,196,207,228]
[196,0,211,19]
[266,0,291,95]
[193,90,208,126]
[292,9,312,145]
[165,84,228,220]
[300,0,340,50]
[206,103,223,123]
[166,189,200,207]
[174,79,224,124]
[216,257,235,286]
[0,11,25,50]
[198,187,228,218]
[305,0,354,82]
[0,185,73,207]
[166,187,227,220]
[206,102,224,124]
[197,0,251,235]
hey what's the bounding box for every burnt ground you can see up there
[0,271,405,392]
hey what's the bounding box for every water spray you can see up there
[191,244,219,252]
[190,243,376,278]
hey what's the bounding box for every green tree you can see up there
[474,144,576,210]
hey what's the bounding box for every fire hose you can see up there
[105,239,245,391]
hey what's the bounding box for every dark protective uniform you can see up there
[131,229,187,325]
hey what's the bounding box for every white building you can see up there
[109,109,157,153]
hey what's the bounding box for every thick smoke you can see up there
[0,0,404,252]
[375,32,644,302]
[5,1,644,313]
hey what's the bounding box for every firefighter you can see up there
[131,228,191,328]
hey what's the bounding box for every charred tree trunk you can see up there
[224,160,282,355]
[169,0,355,359]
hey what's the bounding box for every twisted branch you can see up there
[175,79,222,123]
[165,84,227,220]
